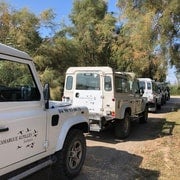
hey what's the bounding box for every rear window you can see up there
[76,73,100,90]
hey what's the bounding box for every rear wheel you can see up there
[115,112,131,139]
[52,129,86,180]
[153,102,157,113]
[157,102,161,110]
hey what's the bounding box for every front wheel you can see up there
[139,105,148,123]
[114,112,131,139]
[52,129,86,180]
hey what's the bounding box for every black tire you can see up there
[157,103,161,110]
[139,105,148,123]
[52,129,86,180]
[153,102,157,113]
[163,97,166,104]
[114,112,131,139]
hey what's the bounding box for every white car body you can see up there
[63,67,148,138]
[138,78,161,112]
[0,43,89,179]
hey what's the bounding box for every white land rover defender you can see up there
[0,43,89,179]
[63,67,148,139]
[138,78,162,112]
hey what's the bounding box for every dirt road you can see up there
[76,96,180,180]
[27,96,180,180]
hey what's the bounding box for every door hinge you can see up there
[43,140,49,149]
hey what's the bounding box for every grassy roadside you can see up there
[139,110,180,180]
[170,86,180,95]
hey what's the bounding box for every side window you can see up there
[147,82,152,90]
[0,59,40,102]
[132,80,140,94]
[66,76,73,90]
[152,82,158,92]
[115,76,130,93]
[104,76,112,91]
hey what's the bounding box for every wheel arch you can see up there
[55,119,89,152]
[118,105,132,119]
[124,107,131,116]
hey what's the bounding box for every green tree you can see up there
[69,0,116,66]
[10,8,42,54]
[0,2,42,55]
[33,34,80,99]
[0,2,11,43]
[117,0,179,80]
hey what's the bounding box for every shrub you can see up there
[170,85,180,95]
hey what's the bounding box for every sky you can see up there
[4,0,177,84]
[6,0,119,22]
[6,0,119,37]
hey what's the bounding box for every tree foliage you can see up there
[0,2,42,54]
[69,0,116,66]
[0,0,179,99]
[117,0,179,79]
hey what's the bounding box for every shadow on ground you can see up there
[86,98,179,144]
[24,146,160,180]
[76,146,159,180]
[157,97,180,113]
[86,116,176,144]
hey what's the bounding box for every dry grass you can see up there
[139,110,180,180]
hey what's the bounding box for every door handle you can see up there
[75,92,79,98]
[0,127,9,132]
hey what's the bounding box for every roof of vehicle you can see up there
[138,78,153,82]
[66,66,113,73]
[66,67,136,77]
[116,72,136,79]
[0,43,32,60]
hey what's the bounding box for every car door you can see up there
[115,75,136,116]
[132,79,143,113]
[0,59,46,169]
[73,71,103,115]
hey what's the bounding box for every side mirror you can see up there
[43,83,50,109]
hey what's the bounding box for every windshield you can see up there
[139,81,145,89]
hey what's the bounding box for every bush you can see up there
[170,85,180,95]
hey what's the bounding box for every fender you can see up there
[55,115,88,151]
[117,101,131,119]
[141,97,148,111]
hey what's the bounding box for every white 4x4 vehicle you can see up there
[63,67,148,139]
[0,43,89,179]
[138,78,162,112]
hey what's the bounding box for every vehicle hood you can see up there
[49,100,72,108]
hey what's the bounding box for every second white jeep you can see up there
[63,67,148,139]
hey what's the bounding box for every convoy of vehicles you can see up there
[0,43,89,179]
[138,78,170,112]
[156,82,170,102]
[63,67,148,139]
[0,43,170,179]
